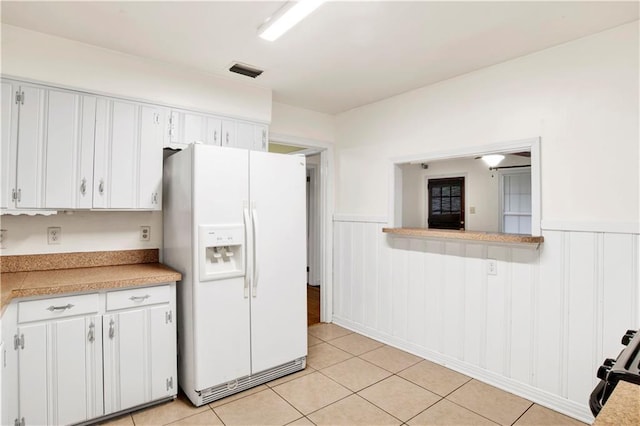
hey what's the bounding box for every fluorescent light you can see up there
[258,0,326,42]
[481,154,505,168]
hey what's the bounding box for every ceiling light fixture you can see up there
[481,154,505,168]
[258,0,326,42]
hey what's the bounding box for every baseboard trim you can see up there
[332,316,594,424]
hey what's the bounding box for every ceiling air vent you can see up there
[229,63,264,78]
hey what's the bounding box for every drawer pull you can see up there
[109,319,115,339]
[47,303,74,312]
[129,295,150,302]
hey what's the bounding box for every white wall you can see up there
[333,220,638,423]
[401,156,531,231]
[335,22,639,227]
[0,211,162,255]
[331,21,639,423]
[1,25,272,122]
[271,102,335,142]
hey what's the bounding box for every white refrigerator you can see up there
[163,144,307,406]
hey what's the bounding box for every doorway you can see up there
[269,142,325,325]
[427,177,465,230]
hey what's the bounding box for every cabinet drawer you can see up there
[18,293,99,323]
[106,285,170,311]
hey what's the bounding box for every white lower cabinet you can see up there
[103,304,176,415]
[4,284,176,426]
[17,315,103,426]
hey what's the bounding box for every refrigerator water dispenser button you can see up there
[199,225,245,281]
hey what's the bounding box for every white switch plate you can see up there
[487,259,497,275]
[140,226,151,241]
[48,227,62,244]
[0,229,6,249]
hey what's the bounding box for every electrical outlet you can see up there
[0,229,6,249]
[140,226,151,241]
[48,227,62,245]
[487,259,497,275]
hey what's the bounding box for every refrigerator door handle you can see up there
[252,207,259,297]
[243,206,251,298]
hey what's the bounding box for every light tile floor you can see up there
[103,323,587,426]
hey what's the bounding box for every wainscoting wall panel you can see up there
[332,218,639,423]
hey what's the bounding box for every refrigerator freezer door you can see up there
[249,151,307,374]
[192,145,252,390]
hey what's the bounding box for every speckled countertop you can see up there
[593,381,640,425]
[382,227,544,244]
[1,250,181,312]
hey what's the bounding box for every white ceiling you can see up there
[1,1,638,114]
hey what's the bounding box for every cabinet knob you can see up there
[80,178,87,196]
[109,319,115,339]
[98,179,105,195]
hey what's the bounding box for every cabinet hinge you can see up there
[165,310,173,324]
[15,91,21,105]
[13,334,24,351]
[166,376,174,391]
[14,417,25,426]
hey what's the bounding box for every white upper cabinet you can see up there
[236,121,269,152]
[236,122,254,150]
[168,109,223,147]
[1,81,18,210]
[221,119,236,148]
[172,114,267,151]
[44,90,96,209]
[94,98,165,210]
[254,124,268,152]
[94,98,138,209]
[1,82,47,210]
[138,105,165,209]
[205,116,222,146]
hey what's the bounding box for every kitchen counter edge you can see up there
[1,263,181,313]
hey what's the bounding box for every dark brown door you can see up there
[428,177,465,230]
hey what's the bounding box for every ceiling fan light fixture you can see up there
[258,0,326,42]
[481,154,505,168]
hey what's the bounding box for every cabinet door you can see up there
[183,112,205,145]
[138,106,164,210]
[236,122,254,149]
[43,91,97,209]
[205,117,222,146]
[47,316,103,425]
[253,124,268,152]
[94,98,139,209]
[148,305,177,400]
[221,119,236,148]
[17,323,48,426]
[15,85,47,209]
[1,81,19,209]
[103,305,176,414]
